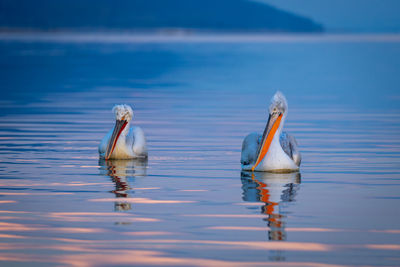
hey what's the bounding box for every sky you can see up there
[256,0,400,33]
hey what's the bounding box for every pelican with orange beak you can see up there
[241,92,301,172]
[99,104,147,160]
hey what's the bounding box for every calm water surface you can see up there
[0,34,399,266]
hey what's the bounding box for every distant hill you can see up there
[0,0,323,32]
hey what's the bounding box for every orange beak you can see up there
[251,113,282,171]
[105,120,127,160]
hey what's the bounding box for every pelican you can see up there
[241,91,301,172]
[99,104,148,160]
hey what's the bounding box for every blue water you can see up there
[0,33,399,266]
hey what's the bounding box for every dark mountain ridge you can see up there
[0,0,323,32]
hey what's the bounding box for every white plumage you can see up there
[99,104,148,160]
[241,92,301,172]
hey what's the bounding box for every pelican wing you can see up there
[241,132,261,166]
[279,132,301,167]
[131,126,148,158]
[98,129,113,158]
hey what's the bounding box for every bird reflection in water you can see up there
[241,171,301,241]
[99,158,147,211]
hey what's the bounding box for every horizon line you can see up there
[1,31,400,43]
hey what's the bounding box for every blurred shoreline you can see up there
[1,31,400,43]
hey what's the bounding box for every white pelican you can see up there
[99,104,148,160]
[241,91,301,172]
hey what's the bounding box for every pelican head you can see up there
[252,91,288,171]
[113,104,133,122]
[269,91,288,116]
[105,104,134,160]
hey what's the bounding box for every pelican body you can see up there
[241,92,301,172]
[99,104,148,160]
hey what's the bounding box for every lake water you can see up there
[0,33,399,267]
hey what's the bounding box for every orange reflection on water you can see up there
[79,165,99,168]
[207,226,267,231]
[208,226,344,232]
[48,212,125,222]
[240,171,302,241]
[128,217,161,222]
[56,250,352,267]
[207,226,400,234]
[47,212,159,222]
[0,192,73,196]
[134,187,161,190]
[14,159,38,162]
[50,182,110,187]
[0,210,32,214]
[90,197,196,204]
[235,202,264,206]
[49,212,128,216]
[0,249,355,267]
[287,228,342,233]
[46,245,98,253]
[365,244,400,250]
[0,222,106,234]
[126,231,174,236]
[0,217,20,220]
[0,222,41,231]
[0,247,352,267]
[53,227,107,234]
[0,234,25,239]
[133,239,331,252]
[0,237,396,266]
[0,200,17,204]
[59,250,262,267]
[179,190,208,192]
[185,214,265,218]
[369,230,400,234]
[50,238,97,244]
